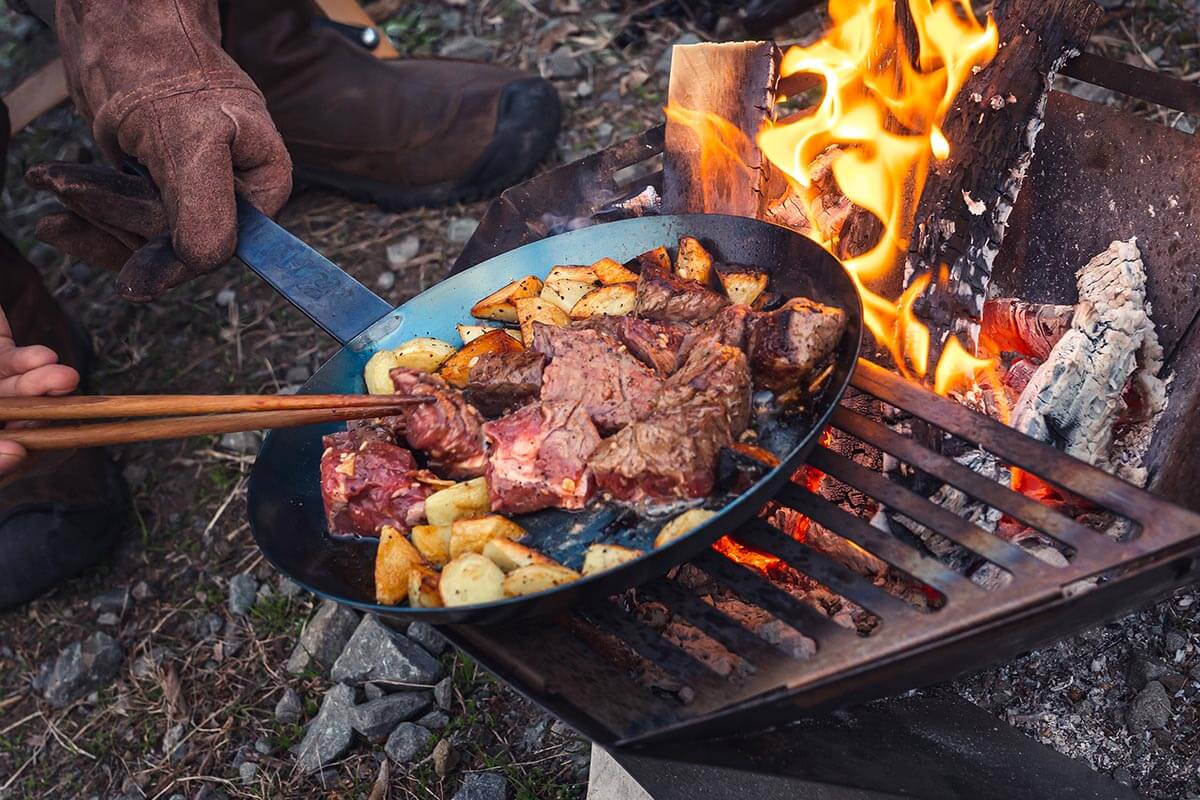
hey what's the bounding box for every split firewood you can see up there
[762,146,854,245]
[980,299,1074,362]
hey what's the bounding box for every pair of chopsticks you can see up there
[0,394,429,450]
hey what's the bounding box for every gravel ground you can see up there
[1,1,1198,798]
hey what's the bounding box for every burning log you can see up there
[980,298,1074,362]
[908,0,1102,348]
[663,41,780,217]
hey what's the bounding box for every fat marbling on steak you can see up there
[319,429,437,536]
[656,338,751,434]
[634,267,729,323]
[746,297,847,392]
[533,323,662,434]
[464,350,546,418]
[483,400,602,514]
[389,367,486,478]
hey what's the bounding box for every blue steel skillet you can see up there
[238,201,863,624]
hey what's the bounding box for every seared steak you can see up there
[465,350,546,418]
[483,401,601,514]
[746,297,847,392]
[319,430,436,536]
[684,304,756,352]
[389,368,487,478]
[534,325,662,434]
[590,404,731,505]
[658,338,752,434]
[634,267,729,323]
[574,316,688,375]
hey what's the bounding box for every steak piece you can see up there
[684,304,756,352]
[746,297,847,392]
[483,401,601,514]
[573,316,688,375]
[658,338,752,434]
[534,325,662,434]
[389,368,487,478]
[634,267,729,323]
[590,404,731,505]
[464,350,545,418]
[319,430,436,536]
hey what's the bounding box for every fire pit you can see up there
[437,0,1200,794]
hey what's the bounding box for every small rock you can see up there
[255,583,274,604]
[203,613,224,637]
[238,762,258,784]
[364,682,385,701]
[1128,653,1178,689]
[433,738,460,777]
[385,722,434,765]
[575,81,592,98]
[407,622,449,656]
[277,576,302,598]
[376,271,397,291]
[43,632,123,708]
[215,288,237,307]
[519,718,548,753]
[219,431,260,454]
[351,692,433,738]
[417,710,449,730]
[434,677,454,711]
[130,647,168,679]
[89,588,130,615]
[97,612,120,626]
[1128,681,1172,731]
[330,615,441,685]
[439,36,495,61]
[1164,630,1188,655]
[287,600,359,675]
[254,736,274,755]
[540,46,585,80]
[453,772,507,800]
[386,235,421,268]
[122,462,149,488]
[131,581,156,602]
[596,122,613,140]
[439,9,463,29]
[446,217,479,245]
[295,683,356,773]
[284,365,310,384]
[275,688,304,726]
[227,574,258,616]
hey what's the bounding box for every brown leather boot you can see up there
[222,0,562,210]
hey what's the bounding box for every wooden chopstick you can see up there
[0,393,429,422]
[2,405,409,451]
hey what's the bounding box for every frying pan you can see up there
[243,208,863,623]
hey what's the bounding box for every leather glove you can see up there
[30,0,292,301]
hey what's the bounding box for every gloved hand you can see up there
[29,0,292,301]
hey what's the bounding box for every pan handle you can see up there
[235,199,392,347]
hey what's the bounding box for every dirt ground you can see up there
[1,1,1198,798]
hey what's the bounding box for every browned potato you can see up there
[407,563,444,608]
[717,266,770,307]
[502,563,580,596]
[471,275,542,322]
[363,337,458,394]
[546,265,599,284]
[592,257,639,284]
[424,477,490,526]
[581,543,643,576]
[676,236,715,284]
[655,509,718,548]
[456,323,522,345]
[635,246,671,273]
[482,538,555,572]
[411,524,452,567]
[438,329,523,388]
[568,284,637,319]
[541,279,598,314]
[449,514,526,559]
[516,296,570,346]
[440,553,505,606]
[375,525,424,605]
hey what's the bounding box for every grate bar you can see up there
[805,445,1053,577]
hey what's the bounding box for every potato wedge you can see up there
[407,563,444,608]
[592,257,639,284]
[449,514,526,560]
[655,508,718,548]
[471,275,542,322]
[717,266,770,307]
[515,296,570,346]
[581,543,643,576]
[546,265,599,284]
[424,477,490,526]
[411,524,452,567]
[440,553,505,606]
[375,525,424,605]
[482,538,555,572]
[502,563,581,597]
[635,246,671,273]
[540,279,598,314]
[438,329,524,388]
[568,284,637,319]
[363,350,402,395]
[456,323,522,345]
[675,236,715,284]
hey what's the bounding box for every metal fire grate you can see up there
[444,360,1200,747]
